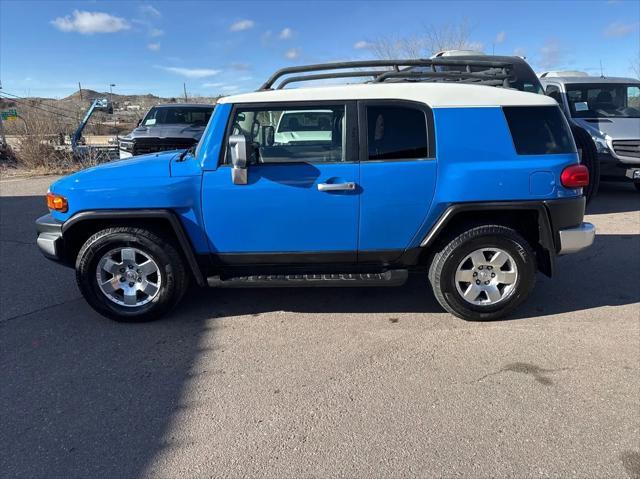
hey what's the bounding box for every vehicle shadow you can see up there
[586,182,640,215]
[1,194,211,478]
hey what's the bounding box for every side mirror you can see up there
[263,125,275,146]
[137,119,142,127]
[228,134,248,185]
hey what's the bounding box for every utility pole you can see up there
[78,82,83,101]
[109,83,116,131]
[183,83,188,102]
[0,82,6,149]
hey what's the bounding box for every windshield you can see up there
[142,106,214,126]
[566,83,640,119]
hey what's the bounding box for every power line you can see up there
[0,93,78,121]
[0,90,82,116]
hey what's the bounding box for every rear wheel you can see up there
[76,227,188,322]
[428,225,536,321]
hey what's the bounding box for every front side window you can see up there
[365,105,429,161]
[503,106,575,155]
[228,105,346,164]
[565,83,640,119]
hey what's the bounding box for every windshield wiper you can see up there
[178,144,196,161]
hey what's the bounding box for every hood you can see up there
[51,151,177,192]
[122,123,207,141]
[573,118,640,141]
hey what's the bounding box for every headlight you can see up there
[592,136,610,154]
[119,141,133,152]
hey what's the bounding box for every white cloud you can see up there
[158,66,220,78]
[495,31,506,44]
[222,85,240,92]
[279,28,293,39]
[202,82,224,88]
[149,28,164,37]
[51,10,130,34]
[147,42,160,51]
[239,76,253,81]
[354,40,373,49]
[285,47,301,60]
[603,21,638,38]
[139,4,161,18]
[230,19,254,31]
[538,39,566,69]
[231,62,251,71]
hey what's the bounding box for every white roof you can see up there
[219,83,556,108]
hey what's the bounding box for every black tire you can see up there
[571,125,600,205]
[634,182,640,192]
[75,227,188,322]
[428,225,536,321]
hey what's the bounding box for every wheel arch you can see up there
[62,210,206,286]
[418,202,556,277]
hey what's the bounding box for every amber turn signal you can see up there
[47,192,68,213]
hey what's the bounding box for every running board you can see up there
[207,270,408,288]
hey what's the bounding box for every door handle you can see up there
[317,182,356,192]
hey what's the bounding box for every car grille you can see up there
[612,140,640,159]
[132,138,196,156]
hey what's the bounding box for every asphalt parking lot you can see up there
[1,175,639,479]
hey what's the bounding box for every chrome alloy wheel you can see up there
[454,247,518,306]
[96,247,162,307]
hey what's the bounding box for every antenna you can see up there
[599,60,605,78]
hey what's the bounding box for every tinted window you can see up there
[228,105,345,164]
[545,84,562,104]
[503,106,575,155]
[366,105,429,160]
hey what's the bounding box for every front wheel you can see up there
[75,227,188,322]
[428,225,536,321]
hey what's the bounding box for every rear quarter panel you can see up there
[408,106,581,247]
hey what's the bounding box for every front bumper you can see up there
[558,222,595,255]
[36,214,65,262]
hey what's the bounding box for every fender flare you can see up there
[418,200,563,277]
[63,209,206,287]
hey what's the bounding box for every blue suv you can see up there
[36,60,595,322]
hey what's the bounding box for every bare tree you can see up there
[369,20,478,59]
[631,55,640,79]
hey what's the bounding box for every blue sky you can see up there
[1,0,638,99]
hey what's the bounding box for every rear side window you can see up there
[366,105,429,161]
[503,106,575,155]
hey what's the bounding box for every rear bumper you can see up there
[35,214,66,263]
[558,222,595,255]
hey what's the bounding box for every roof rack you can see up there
[258,58,515,90]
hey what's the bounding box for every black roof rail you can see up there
[258,58,515,90]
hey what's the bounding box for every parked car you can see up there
[540,72,640,190]
[36,60,595,323]
[407,52,602,202]
[118,103,214,159]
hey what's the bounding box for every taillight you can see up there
[47,192,68,213]
[561,164,589,188]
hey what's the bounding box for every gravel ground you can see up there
[1,175,638,479]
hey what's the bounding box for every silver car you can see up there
[540,72,640,189]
